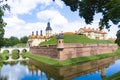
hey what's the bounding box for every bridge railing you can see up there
[1,46,29,49]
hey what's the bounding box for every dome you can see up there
[46,22,52,31]
[57,34,63,39]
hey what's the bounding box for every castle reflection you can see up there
[28,56,118,80]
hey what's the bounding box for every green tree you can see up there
[0,0,10,47]
[20,36,28,43]
[115,30,120,46]
[4,38,11,46]
[54,0,120,30]
[9,36,19,46]
[4,36,19,46]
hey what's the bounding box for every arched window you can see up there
[59,41,61,43]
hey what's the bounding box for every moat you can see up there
[0,56,120,80]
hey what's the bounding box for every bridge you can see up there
[0,47,29,54]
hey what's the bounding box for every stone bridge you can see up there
[0,47,29,54]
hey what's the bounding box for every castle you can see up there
[28,22,53,47]
[28,22,118,60]
[77,27,107,40]
[28,22,107,47]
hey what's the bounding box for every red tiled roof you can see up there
[80,27,107,34]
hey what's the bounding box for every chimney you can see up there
[40,30,43,36]
[36,31,38,36]
[32,31,34,35]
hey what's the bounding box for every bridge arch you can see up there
[3,50,9,53]
[22,49,27,53]
[12,49,20,54]
[0,47,29,54]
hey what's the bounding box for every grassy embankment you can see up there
[0,34,117,67]
[14,43,27,47]
[24,34,118,66]
[40,34,114,46]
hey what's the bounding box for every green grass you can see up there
[104,72,120,80]
[40,34,114,46]
[24,53,58,65]
[24,48,120,67]
[14,43,27,47]
[40,36,57,46]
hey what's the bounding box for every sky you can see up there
[3,0,119,39]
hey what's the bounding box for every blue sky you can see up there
[3,0,119,38]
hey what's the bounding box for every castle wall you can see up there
[30,45,59,59]
[30,43,118,60]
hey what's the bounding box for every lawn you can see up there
[40,34,114,46]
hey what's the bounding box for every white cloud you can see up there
[1,63,28,80]
[37,9,68,25]
[3,0,117,39]
[6,0,63,15]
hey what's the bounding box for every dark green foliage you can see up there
[4,36,28,47]
[59,0,120,29]
[0,8,6,47]
[115,30,120,46]
[20,36,28,43]
[0,0,10,48]
[4,36,19,46]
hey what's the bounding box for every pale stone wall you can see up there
[28,38,45,46]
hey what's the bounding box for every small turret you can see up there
[57,34,64,50]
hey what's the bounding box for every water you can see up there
[0,56,120,80]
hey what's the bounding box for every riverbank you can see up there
[24,47,120,67]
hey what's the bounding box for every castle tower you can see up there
[57,34,64,50]
[45,22,52,37]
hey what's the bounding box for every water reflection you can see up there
[0,56,119,80]
[28,56,118,80]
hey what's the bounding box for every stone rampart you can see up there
[30,44,118,60]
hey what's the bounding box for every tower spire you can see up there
[45,21,52,37]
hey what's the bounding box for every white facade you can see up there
[77,27,107,40]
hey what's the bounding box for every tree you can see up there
[54,0,120,30]
[0,0,10,47]
[4,36,19,46]
[20,36,28,43]
[3,38,11,46]
[115,30,120,46]
[9,36,19,46]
